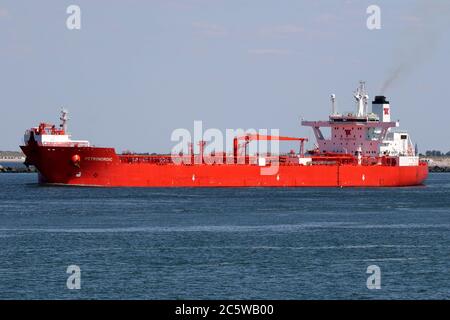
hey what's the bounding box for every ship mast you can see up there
[330,94,337,115]
[60,109,69,133]
[354,81,369,117]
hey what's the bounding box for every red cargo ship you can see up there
[21,82,428,187]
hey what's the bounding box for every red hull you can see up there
[21,144,428,187]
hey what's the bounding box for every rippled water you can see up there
[0,173,449,299]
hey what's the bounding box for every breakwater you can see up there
[422,156,450,172]
[0,151,33,173]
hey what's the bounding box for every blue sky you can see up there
[1,0,449,152]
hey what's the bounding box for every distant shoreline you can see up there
[421,156,450,172]
[0,166,37,173]
[0,151,33,173]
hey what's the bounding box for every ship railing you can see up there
[308,155,400,166]
[119,154,173,164]
[118,153,401,166]
[40,142,90,148]
[118,154,291,165]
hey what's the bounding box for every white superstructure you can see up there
[301,81,416,162]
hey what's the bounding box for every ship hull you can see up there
[21,145,428,187]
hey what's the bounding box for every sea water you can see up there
[0,173,449,299]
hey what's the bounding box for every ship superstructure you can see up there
[24,110,90,148]
[302,81,416,161]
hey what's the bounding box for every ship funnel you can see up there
[372,96,390,122]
